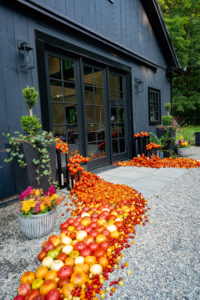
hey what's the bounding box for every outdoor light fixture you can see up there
[135,77,144,93]
[17,40,35,70]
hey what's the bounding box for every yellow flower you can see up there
[50,194,58,201]
[40,204,46,211]
[35,189,40,196]
[22,199,36,214]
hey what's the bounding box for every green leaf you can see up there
[33,159,40,165]
[6,149,11,153]
[43,170,49,175]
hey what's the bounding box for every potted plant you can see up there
[3,86,57,194]
[177,140,191,157]
[156,102,175,157]
[150,131,174,159]
[17,186,64,239]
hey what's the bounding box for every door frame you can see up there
[35,31,134,168]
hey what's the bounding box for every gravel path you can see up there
[0,149,200,300]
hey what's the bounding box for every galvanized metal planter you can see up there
[18,209,56,239]
[178,147,191,158]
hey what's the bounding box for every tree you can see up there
[158,0,200,124]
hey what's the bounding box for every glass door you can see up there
[82,64,109,169]
[109,72,128,162]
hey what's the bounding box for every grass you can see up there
[177,125,200,145]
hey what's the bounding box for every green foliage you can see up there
[22,86,39,109]
[164,102,171,112]
[21,115,42,135]
[162,115,173,126]
[150,130,174,151]
[178,126,195,142]
[158,0,200,124]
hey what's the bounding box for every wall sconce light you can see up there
[135,77,144,93]
[17,40,35,70]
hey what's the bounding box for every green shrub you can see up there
[162,115,173,126]
[21,115,41,135]
[22,86,39,113]
[164,102,171,113]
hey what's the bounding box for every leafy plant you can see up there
[164,102,171,115]
[178,126,195,142]
[149,130,174,151]
[162,115,173,126]
[3,86,57,187]
[21,115,42,135]
[22,86,39,116]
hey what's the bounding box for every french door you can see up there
[47,52,129,169]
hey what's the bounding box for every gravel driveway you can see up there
[0,148,200,300]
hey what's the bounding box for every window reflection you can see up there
[48,56,61,79]
[50,81,63,102]
[65,103,77,124]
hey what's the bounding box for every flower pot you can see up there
[156,128,175,158]
[160,151,164,159]
[18,209,56,239]
[5,142,56,194]
[177,147,191,158]
[194,132,200,146]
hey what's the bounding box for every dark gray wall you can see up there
[0,1,170,199]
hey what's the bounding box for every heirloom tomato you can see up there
[57,265,73,279]
[38,251,47,261]
[62,283,75,298]
[48,235,57,243]
[70,272,86,287]
[56,253,67,262]
[57,277,70,288]
[64,257,75,267]
[47,249,59,259]
[45,270,57,281]
[40,280,57,295]
[46,289,60,300]
[24,289,40,300]
[33,296,45,300]
[32,279,44,290]
[43,242,54,252]
[36,266,48,279]
[14,296,24,300]
[21,271,36,285]
[18,283,30,296]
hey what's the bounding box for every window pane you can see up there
[63,60,75,82]
[68,145,80,158]
[94,69,102,87]
[112,125,118,138]
[96,106,104,123]
[111,107,117,126]
[64,82,76,103]
[65,103,77,124]
[52,103,65,124]
[53,125,66,141]
[117,92,123,107]
[155,112,158,121]
[95,88,104,105]
[109,74,116,90]
[97,124,105,141]
[87,124,96,142]
[116,76,123,91]
[86,106,95,123]
[119,139,125,153]
[88,143,98,160]
[119,123,125,137]
[50,80,63,102]
[84,67,93,85]
[112,139,119,154]
[118,108,124,122]
[110,91,117,106]
[48,56,61,79]
[85,86,94,104]
[98,141,106,158]
[67,124,79,144]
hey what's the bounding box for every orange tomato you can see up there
[70,272,86,287]
[44,270,57,281]
[65,257,75,267]
[63,283,75,298]
[36,266,48,279]
[40,280,57,295]
[99,257,108,268]
[51,238,61,247]
[20,271,35,285]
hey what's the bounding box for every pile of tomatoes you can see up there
[13,157,149,300]
[146,143,161,150]
[56,138,69,154]
[67,156,90,176]
[115,154,200,169]
[134,132,149,138]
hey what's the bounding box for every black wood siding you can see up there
[0,1,170,199]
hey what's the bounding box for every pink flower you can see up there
[34,203,40,213]
[19,186,32,201]
[45,185,56,196]
[178,140,181,144]
[16,209,20,213]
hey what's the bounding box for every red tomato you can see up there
[90,231,98,239]
[88,242,99,252]
[56,253,67,262]
[57,278,70,288]
[38,251,47,261]
[14,296,24,300]
[80,247,92,257]
[25,289,40,300]
[60,222,69,230]
[33,296,45,300]
[43,242,54,252]
[94,248,105,258]
[74,242,87,252]
[57,265,73,279]
[46,289,60,300]
[48,235,57,242]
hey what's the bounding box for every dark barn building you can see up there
[0,0,181,199]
